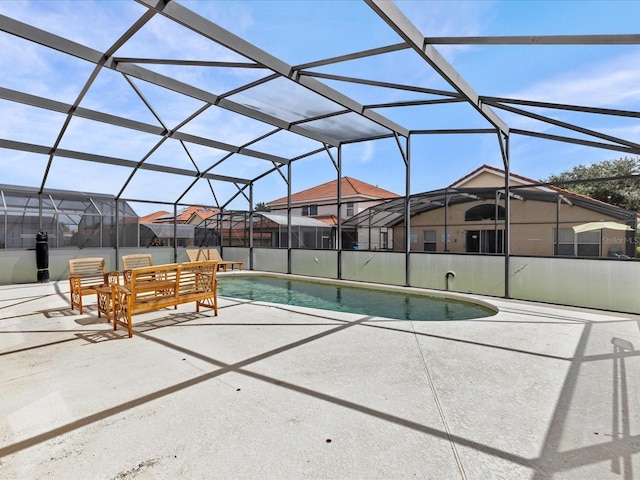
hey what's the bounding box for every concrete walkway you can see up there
[1,279,638,479]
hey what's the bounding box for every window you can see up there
[302,204,318,216]
[465,204,505,221]
[555,228,600,257]
[380,231,388,250]
[465,230,504,253]
[346,202,354,217]
[423,230,436,251]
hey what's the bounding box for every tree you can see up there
[543,156,640,211]
[254,202,270,212]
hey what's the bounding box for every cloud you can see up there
[396,0,495,57]
[507,51,640,108]
[358,142,375,163]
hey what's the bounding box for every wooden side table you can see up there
[95,285,113,323]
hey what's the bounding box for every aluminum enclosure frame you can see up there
[0,0,639,299]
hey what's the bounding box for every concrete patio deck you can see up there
[1,278,639,479]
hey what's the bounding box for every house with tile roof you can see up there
[144,206,217,226]
[138,206,218,247]
[267,177,399,223]
[359,164,637,257]
[267,177,400,249]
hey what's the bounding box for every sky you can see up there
[1,0,639,215]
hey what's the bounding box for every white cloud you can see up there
[507,51,640,108]
[358,142,375,163]
[396,0,495,58]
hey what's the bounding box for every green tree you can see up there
[543,156,640,211]
[254,202,270,212]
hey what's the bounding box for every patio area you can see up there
[1,277,639,479]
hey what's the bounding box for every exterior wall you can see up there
[398,197,631,257]
[270,197,384,220]
[0,247,179,284]
[355,227,393,250]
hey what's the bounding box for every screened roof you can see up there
[259,212,330,228]
[143,223,195,239]
[344,186,638,228]
[1,1,639,214]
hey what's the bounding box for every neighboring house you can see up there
[139,207,218,247]
[346,165,637,257]
[267,177,400,249]
[144,206,217,226]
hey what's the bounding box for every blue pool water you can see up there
[218,276,496,321]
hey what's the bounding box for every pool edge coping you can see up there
[217,270,500,317]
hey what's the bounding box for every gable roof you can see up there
[267,177,399,206]
[140,210,170,223]
[183,206,217,223]
[449,164,637,215]
[449,164,554,191]
[344,165,637,228]
[141,207,217,224]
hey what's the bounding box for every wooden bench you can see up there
[110,261,218,338]
[122,253,153,284]
[186,248,243,271]
[68,257,119,314]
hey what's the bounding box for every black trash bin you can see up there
[36,231,49,283]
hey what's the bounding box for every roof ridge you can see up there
[450,164,547,189]
[267,176,399,205]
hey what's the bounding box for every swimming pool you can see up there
[217,274,496,321]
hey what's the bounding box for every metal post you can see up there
[368,208,372,250]
[444,189,449,252]
[115,199,120,270]
[555,193,560,255]
[337,145,343,279]
[287,163,292,274]
[495,190,500,253]
[503,134,511,298]
[249,183,254,270]
[1,191,6,249]
[405,135,411,287]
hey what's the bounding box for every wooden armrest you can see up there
[107,270,120,285]
[111,284,131,294]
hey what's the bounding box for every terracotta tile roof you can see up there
[140,211,170,223]
[313,214,340,226]
[176,206,209,222]
[267,177,399,206]
[194,209,217,221]
[181,206,217,222]
[141,207,217,224]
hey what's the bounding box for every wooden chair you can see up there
[122,253,153,284]
[185,248,243,271]
[68,257,119,314]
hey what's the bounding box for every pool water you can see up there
[218,276,495,321]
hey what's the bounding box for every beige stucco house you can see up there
[347,165,637,257]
